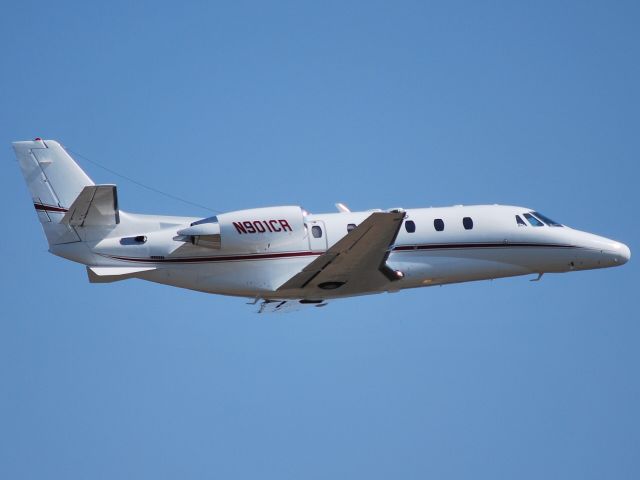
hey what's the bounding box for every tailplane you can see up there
[13,139,95,245]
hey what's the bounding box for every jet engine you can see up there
[178,206,307,253]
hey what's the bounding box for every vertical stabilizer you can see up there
[13,139,95,245]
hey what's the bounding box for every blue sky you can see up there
[1,1,638,478]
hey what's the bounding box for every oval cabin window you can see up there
[405,220,416,233]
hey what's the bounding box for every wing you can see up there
[276,211,405,298]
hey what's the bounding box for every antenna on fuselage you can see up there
[66,147,219,214]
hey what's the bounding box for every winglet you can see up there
[335,203,350,213]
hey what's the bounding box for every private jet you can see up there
[13,139,630,312]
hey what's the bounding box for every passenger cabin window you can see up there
[516,215,527,226]
[532,211,563,227]
[347,223,356,232]
[463,217,473,230]
[405,220,416,233]
[434,219,445,231]
[312,225,323,238]
[523,213,544,227]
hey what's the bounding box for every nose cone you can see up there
[587,236,630,268]
[567,230,631,270]
[610,241,631,265]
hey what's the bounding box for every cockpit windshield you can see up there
[190,215,218,227]
[531,211,563,227]
[523,213,544,226]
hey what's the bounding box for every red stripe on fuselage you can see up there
[34,203,68,213]
[393,242,576,251]
[99,242,576,265]
[101,250,323,264]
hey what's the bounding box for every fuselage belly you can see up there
[79,205,628,300]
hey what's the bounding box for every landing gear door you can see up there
[306,220,327,251]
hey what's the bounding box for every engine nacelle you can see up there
[182,206,307,253]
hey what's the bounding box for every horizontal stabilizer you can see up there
[62,185,119,227]
[87,266,155,283]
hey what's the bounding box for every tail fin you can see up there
[13,139,95,245]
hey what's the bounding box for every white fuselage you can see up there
[13,140,629,305]
[50,204,630,300]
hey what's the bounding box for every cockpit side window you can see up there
[516,215,526,226]
[523,213,544,226]
[532,211,563,227]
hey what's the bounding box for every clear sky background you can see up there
[1,1,638,479]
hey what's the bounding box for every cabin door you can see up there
[306,220,328,251]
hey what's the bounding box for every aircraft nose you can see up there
[611,242,631,265]
[570,230,631,269]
